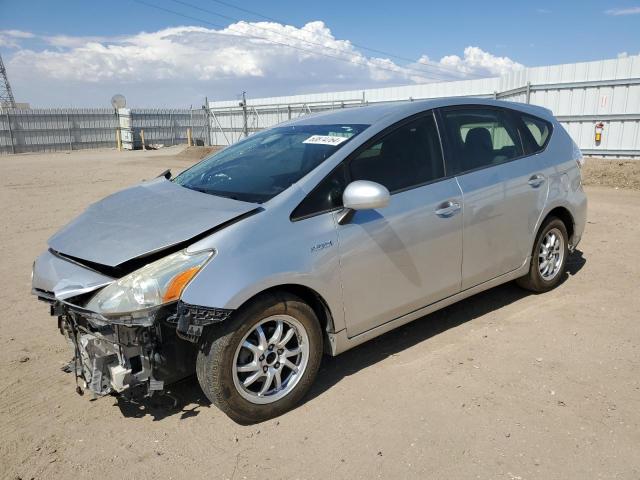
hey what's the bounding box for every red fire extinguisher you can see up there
[595,122,604,144]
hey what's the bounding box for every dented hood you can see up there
[48,177,257,268]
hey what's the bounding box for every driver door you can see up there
[335,112,463,337]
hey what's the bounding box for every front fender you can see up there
[180,208,345,332]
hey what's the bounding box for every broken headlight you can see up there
[84,249,214,324]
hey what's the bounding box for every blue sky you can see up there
[1,0,638,106]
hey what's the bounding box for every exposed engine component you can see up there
[48,299,231,398]
[59,313,158,397]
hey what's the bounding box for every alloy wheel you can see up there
[232,315,309,404]
[538,227,565,281]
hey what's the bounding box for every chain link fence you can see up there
[129,108,209,148]
[208,99,364,146]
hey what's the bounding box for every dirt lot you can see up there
[1,147,639,480]
[583,157,640,190]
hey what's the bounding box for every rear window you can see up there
[520,114,553,154]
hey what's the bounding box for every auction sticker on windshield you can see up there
[303,135,349,146]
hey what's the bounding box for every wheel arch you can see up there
[234,284,337,354]
[542,206,575,244]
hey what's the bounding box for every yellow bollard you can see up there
[140,129,146,150]
[187,127,192,147]
[116,128,122,151]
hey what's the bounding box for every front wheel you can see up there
[196,292,323,423]
[516,217,569,293]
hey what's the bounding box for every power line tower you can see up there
[0,54,17,109]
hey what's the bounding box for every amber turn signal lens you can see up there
[162,266,201,303]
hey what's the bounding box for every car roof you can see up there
[284,97,554,128]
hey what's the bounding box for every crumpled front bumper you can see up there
[32,249,114,300]
[33,250,232,398]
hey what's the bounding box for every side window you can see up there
[441,108,523,175]
[348,114,444,193]
[520,114,552,154]
[291,164,347,220]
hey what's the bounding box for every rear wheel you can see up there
[516,217,569,292]
[196,292,323,424]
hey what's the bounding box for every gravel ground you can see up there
[1,147,639,480]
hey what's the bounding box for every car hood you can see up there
[48,177,258,268]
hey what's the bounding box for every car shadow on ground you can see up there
[114,249,586,421]
[306,248,586,405]
[114,376,212,421]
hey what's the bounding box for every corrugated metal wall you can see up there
[209,55,640,156]
[0,108,117,154]
[0,108,209,154]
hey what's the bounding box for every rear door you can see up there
[438,106,549,289]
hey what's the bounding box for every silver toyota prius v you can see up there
[32,98,587,423]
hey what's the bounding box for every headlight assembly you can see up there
[84,249,214,325]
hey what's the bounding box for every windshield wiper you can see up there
[212,192,241,201]
[186,185,243,202]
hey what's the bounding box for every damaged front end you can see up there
[47,299,230,398]
[33,248,231,399]
[55,301,163,396]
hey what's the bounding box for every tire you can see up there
[196,292,323,424]
[516,216,569,293]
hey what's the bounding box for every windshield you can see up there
[173,123,369,203]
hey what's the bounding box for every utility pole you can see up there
[240,91,248,138]
[0,54,17,109]
[203,96,211,146]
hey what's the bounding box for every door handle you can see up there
[528,174,546,188]
[435,200,461,217]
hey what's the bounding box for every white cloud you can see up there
[43,35,115,49]
[0,29,35,39]
[0,37,19,49]
[426,46,525,77]
[3,22,524,106]
[605,6,640,15]
[0,29,35,48]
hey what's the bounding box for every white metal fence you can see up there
[207,98,365,146]
[208,55,640,157]
[0,108,117,154]
[0,108,209,154]
[129,109,209,148]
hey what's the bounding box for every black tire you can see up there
[516,216,569,293]
[196,292,323,424]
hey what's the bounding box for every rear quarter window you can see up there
[519,114,553,154]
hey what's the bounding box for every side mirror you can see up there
[338,180,390,225]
